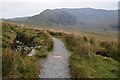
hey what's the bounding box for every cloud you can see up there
[0,0,119,2]
[0,1,118,18]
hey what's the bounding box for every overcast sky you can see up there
[0,0,119,19]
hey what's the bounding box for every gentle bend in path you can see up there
[40,37,70,78]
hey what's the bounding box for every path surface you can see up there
[40,37,70,78]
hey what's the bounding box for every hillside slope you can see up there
[10,8,118,32]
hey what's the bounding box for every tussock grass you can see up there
[47,29,119,78]
[2,22,53,78]
[2,48,40,78]
[98,41,119,61]
[2,21,119,78]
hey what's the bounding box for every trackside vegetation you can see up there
[47,29,120,78]
[2,22,53,78]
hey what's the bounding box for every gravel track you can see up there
[40,37,70,78]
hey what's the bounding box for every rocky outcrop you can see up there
[11,32,36,55]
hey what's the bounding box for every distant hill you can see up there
[9,8,118,32]
[9,17,28,21]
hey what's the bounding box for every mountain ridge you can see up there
[9,8,118,32]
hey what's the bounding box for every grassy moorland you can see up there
[2,21,119,78]
[47,29,119,78]
[2,22,53,78]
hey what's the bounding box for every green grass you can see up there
[47,29,119,78]
[2,22,53,78]
[69,54,119,78]
[2,21,119,78]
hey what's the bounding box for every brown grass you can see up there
[47,29,119,78]
[2,21,53,78]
